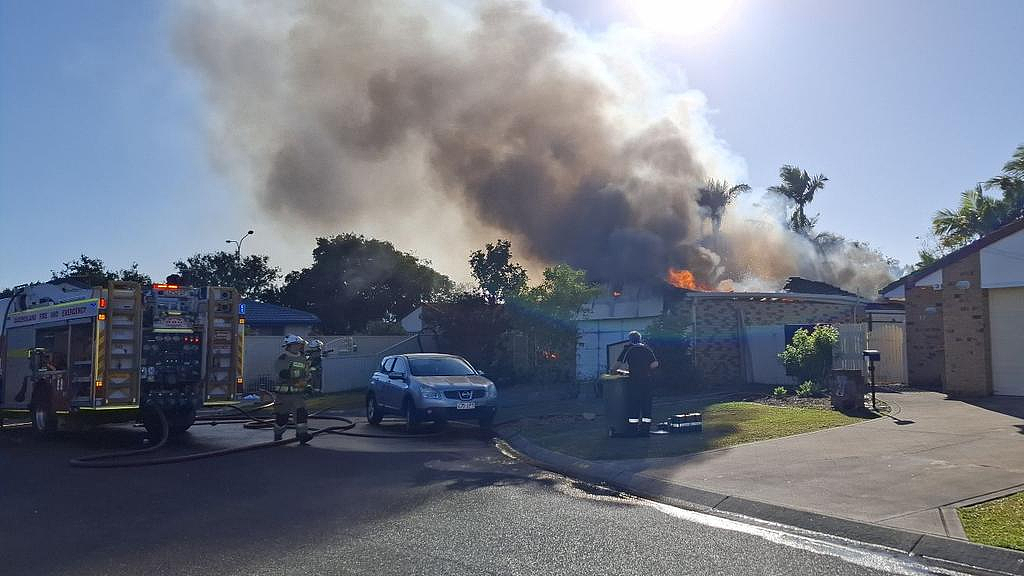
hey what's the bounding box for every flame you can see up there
[667,268,710,291]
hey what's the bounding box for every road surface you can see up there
[0,417,956,575]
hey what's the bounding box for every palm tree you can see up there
[766,165,828,234]
[696,179,750,236]
[985,144,1024,223]
[931,185,1001,250]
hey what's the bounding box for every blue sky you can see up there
[1,0,1022,288]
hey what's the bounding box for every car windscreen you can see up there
[408,357,476,376]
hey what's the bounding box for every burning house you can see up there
[576,274,901,387]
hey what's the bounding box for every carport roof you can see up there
[241,299,320,326]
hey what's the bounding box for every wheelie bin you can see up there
[601,372,639,437]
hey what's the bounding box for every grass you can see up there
[305,390,366,413]
[958,492,1024,551]
[237,390,366,414]
[510,401,868,461]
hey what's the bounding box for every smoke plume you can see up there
[176,0,893,296]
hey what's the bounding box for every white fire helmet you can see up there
[283,334,307,348]
[307,339,324,351]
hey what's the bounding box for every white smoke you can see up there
[175,0,893,296]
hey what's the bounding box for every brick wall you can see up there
[689,296,863,387]
[905,285,944,387]
[940,253,992,397]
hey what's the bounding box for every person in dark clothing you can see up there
[612,331,659,434]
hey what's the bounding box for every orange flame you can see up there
[667,268,711,291]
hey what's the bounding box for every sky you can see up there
[1,0,1022,289]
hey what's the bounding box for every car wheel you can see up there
[366,393,383,425]
[478,412,495,430]
[31,401,57,437]
[403,398,420,433]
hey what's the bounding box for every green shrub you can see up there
[772,386,788,398]
[796,380,826,398]
[779,325,840,389]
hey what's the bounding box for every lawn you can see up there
[509,401,868,461]
[305,390,366,413]
[236,390,366,415]
[958,492,1024,551]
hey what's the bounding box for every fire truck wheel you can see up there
[168,408,196,436]
[31,401,57,437]
[142,407,167,442]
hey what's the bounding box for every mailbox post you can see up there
[863,349,880,410]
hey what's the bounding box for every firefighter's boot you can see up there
[274,413,288,441]
[296,407,311,445]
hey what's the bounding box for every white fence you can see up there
[743,322,906,386]
[243,334,431,393]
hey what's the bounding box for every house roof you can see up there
[782,276,857,297]
[880,216,1024,295]
[241,299,320,326]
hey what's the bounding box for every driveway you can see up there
[614,390,1024,538]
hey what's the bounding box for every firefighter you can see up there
[306,339,325,394]
[274,335,312,443]
[612,331,660,434]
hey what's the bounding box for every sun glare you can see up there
[628,0,738,39]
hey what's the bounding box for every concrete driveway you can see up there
[616,390,1024,538]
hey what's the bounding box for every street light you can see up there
[226,230,254,258]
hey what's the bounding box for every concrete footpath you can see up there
[500,390,1024,575]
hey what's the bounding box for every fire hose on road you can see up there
[68,397,444,469]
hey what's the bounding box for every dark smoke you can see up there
[176,0,893,295]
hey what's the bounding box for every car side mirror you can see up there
[477,370,485,376]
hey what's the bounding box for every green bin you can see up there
[601,373,638,437]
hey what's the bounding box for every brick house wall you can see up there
[905,286,944,387]
[940,252,992,396]
[688,295,864,387]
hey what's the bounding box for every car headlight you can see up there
[420,386,442,399]
[486,383,497,398]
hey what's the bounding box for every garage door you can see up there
[989,287,1024,396]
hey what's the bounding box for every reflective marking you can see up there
[646,501,968,576]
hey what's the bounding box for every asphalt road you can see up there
[0,416,951,576]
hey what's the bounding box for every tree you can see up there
[174,251,279,299]
[279,234,452,334]
[767,165,829,234]
[985,143,1024,224]
[778,324,839,394]
[696,179,750,236]
[469,239,528,305]
[510,264,600,390]
[51,254,152,286]
[931,185,1001,251]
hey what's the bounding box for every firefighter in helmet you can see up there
[306,339,326,394]
[274,335,312,443]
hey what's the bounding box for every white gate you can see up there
[867,322,907,385]
[834,324,867,371]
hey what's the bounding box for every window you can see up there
[381,357,395,372]
[391,357,408,375]
[408,357,476,376]
[35,326,69,371]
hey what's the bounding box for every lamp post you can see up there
[226,230,254,259]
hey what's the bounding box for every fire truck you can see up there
[0,280,244,437]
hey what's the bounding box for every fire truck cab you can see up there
[0,280,244,436]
